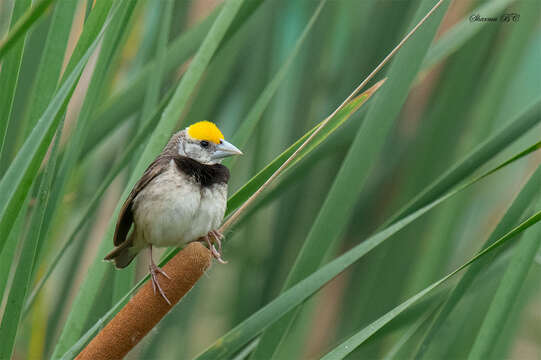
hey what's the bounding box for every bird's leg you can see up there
[203,232,227,264]
[148,245,171,305]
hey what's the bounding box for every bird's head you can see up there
[176,121,243,164]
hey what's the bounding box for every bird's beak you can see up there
[211,139,243,160]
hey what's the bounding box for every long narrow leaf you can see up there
[0,0,117,253]
[382,306,440,360]
[16,0,78,283]
[0,0,31,163]
[467,198,541,359]
[389,96,541,225]
[0,0,56,59]
[81,0,266,157]
[226,80,384,218]
[30,0,127,272]
[0,113,63,360]
[0,198,27,304]
[18,0,78,138]
[227,0,326,158]
[413,148,541,358]
[79,9,219,155]
[113,0,174,303]
[320,201,541,359]
[0,5,117,253]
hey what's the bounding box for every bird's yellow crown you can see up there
[187,121,224,144]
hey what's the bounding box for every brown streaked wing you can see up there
[113,155,171,246]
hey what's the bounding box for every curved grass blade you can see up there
[49,0,138,307]
[113,0,174,303]
[226,80,384,218]
[382,305,440,360]
[138,1,172,128]
[0,0,31,164]
[232,339,261,360]
[0,114,63,360]
[17,0,78,140]
[0,197,27,305]
[37,0,135,260]
[320,202,541,359]
[0,0,56,59]
[230,132,354,230]
[389,96,541,226]
[0,7,114,254]
[50,0,137,226]
[51,2,246,357]
[30,0,131,268]
[384,251,514,360]
[79,8,219,155]
[466,21,541,359]
[224,0,327,169]
[60,0,113,80]
[382,18,541,348]
[413,151,541,358]
[1,0,114,211]
[81,0,266,157]
[9,0,78,281]
[468,204,541,360]
[192,139,541,360]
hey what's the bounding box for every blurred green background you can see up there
[1,0,541,359]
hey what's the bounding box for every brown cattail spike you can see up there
[76,242,212,360]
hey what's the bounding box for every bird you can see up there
[104,121,242,304]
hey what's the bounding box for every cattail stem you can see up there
[76,242,211,360]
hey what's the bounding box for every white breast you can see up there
[132,160,227,248]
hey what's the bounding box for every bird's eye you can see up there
[200,140,209,148]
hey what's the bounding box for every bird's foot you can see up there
[204,231,227,264]
[149,263,171,305]
[210,230,224,252]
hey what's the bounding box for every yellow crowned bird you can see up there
[104,121,242,304]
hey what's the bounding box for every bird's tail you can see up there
[104,233,141,268]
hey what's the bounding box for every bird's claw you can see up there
[149,263,171,305]
[204,231,227,264]
[210,230,224,252]
[211,244,227,264]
